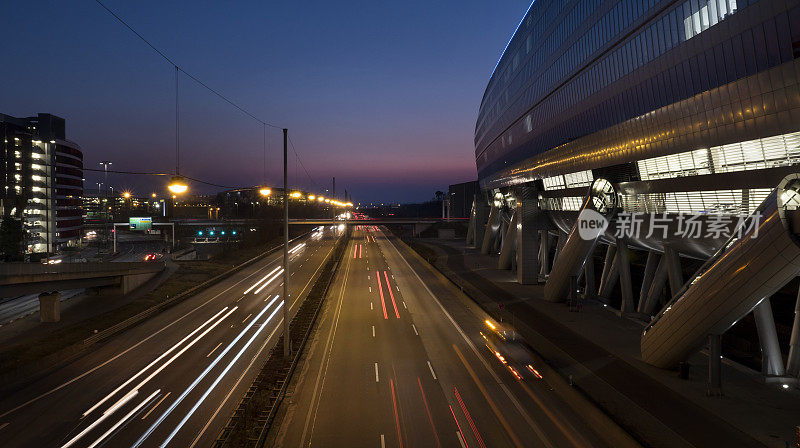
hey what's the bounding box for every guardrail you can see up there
[82,233,311,346]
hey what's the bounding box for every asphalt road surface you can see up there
[0,225,342,447]
[273,226,610,448]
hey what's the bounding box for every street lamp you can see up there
[168,175,188,194]
[123,191,131,199]
[259,187,271,196]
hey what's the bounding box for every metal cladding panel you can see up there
[479,58,800,190]
[641,190,800,368]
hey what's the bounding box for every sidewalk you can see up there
[415,238,799,448]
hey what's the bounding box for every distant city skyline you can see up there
[2,0,531,203]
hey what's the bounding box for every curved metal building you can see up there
[472,0,800,378]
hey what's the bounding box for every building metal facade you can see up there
[1,113,83,254]
[472,0,800,382]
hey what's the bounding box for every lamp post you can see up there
[99,161,112,250]
[283,128,291,357]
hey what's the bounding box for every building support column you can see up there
[787,283,800,377]
[617,238,635,314]
[481,204,501,255]
[516,186,541,284]
[498,210,518,270]
[539,230,551,278]
[552,230,566,265]
[641,255,668,316]
[707,334,723,396]
[583,255,596,301]
[638,251,661,313]
[466,200,476,246]
[39,292,61,323]
[472,194,489,250]
[597,244,618,302]
[753,298,787,377]
[664,245,684,299]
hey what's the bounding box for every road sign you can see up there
[129,217,152,231]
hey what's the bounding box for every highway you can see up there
[274,226,611,448]
[0,225,342,447]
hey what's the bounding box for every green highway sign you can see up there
[129,217,152,231]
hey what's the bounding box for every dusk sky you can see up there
[3,0,530,204]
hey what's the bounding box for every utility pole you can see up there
[332,177,336,222]
[282,128,291,358]
[99,161,112,251]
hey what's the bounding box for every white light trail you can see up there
[161,300,285,446]
[83,307,229,418]
[243,266,281,294]
[86,389,161,448]
[254,269,283,294]
[132,295,282,448]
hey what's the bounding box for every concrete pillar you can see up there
[753,298,786,377]
[516,186,541,285]
[538,230,551,277]
[472,194,489,250]
[498,210,518,270]
[466,200,476,246]
[642,255,668,316]
[638,251,661,312]
[617,238,635,314]
[39,292,61,323]
[707,334,723,396]
[664,245,684,299]
[787,284,800,377]
[493,216,506,254]
[552,231,567,264]
[583,255,596,301]
[481,204,501,255]
[598,244,619,302]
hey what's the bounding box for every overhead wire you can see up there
[93,0,321,192]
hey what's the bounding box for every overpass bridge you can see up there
[0,262,165,321]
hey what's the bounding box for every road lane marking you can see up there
[372,325,376,337]
[448,405,470,448]
[383,271,400,319]
[242,313,253,323]
[376,271,388,319]
[83,307,233,418]
[87,389,161,448]
[380,434,386,448]
[300,253,353,445]
[402,301,407,309]
[374,363,380,382]
[141,392,170,420]
[61,390,139,448]
[455,386,486,448]
[411,324,418,335]
[369,286,372,293]
[389,379,403,448]
[453,345,524,448]
[370,302,374,310]
[190,322,282,448]
[427,361,437,380]
[207,343,223,358]
[0,246,286,421]
[137,297,284,448]
[384,234,547,444]
[416,378,442,448]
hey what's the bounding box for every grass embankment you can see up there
[0,240,283,376]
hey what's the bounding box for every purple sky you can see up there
[3,0,530,204]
